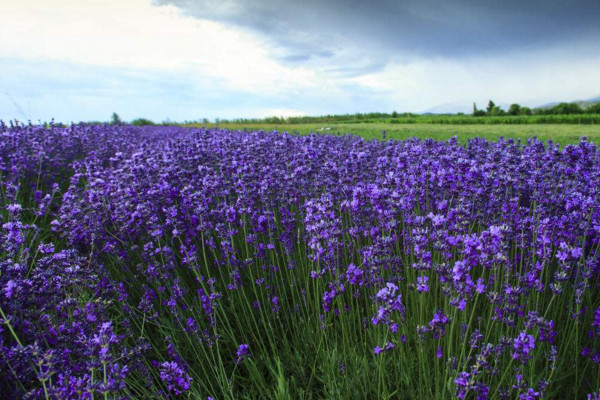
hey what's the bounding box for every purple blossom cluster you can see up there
[2,122,600,398]
[0,123,178,398]
[0,201,143,398]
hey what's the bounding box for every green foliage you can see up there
[520,106,532,116]
[181,110,600,127]
[586,103,600,114]
[473,103,485,117]
[84,100,600,128]
[535,102,585,115]
[483,100,505,116]
[550,103,583,115]
[111,112,123,125]
[205,112,419,125]
[131,118,155,126]
[507,104,522,116]
[489,105,504,116]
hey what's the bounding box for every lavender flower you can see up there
[416,276,429,293]
[2,122,600,399]
[235,343,250,364]
[513,331,536,363]
[373,341,395,355]
[159,361,192,395]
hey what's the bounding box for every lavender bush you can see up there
[1,121,599,399]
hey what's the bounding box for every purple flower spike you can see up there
[235,343,250,364]
[159,361,192,395]
[513,331,536,363]
[373,341,395,355]
[416,276,429,293]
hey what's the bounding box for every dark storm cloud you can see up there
[154,0,600,63]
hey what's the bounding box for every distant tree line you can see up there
[472,100,532,116]
[473,100,600,117]
[211,102,600,125]
[70,104,600,127]
[130,118,156,126]
[211,112,419,125]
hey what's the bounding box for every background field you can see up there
[191,122,600,146]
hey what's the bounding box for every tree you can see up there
[587,103,600,114]
[486,100,496,115]
[507,104,521,116]
[519,107,532,116]
[131,118,155,126]
[111,112,122,125]
[551,103,583,115]
[472,103,485,116]
[489,105,504,116]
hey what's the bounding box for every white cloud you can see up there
[255,108,307,118]
[1,0,599,120]
[0,0,316,94]
[348,42,600,112]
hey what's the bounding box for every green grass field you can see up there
[191,122,600,146]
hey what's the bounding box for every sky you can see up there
[1,0,600,122]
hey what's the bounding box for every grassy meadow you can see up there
[189,122,600,146]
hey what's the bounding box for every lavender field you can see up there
[1,121,600,399]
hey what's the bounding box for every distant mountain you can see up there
[536,101,559,109]
[423,95,600,115]
[536,95,600,110]
[422,101,511,115]
[421,101,472,115]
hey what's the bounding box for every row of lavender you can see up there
[1,122,599,399]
